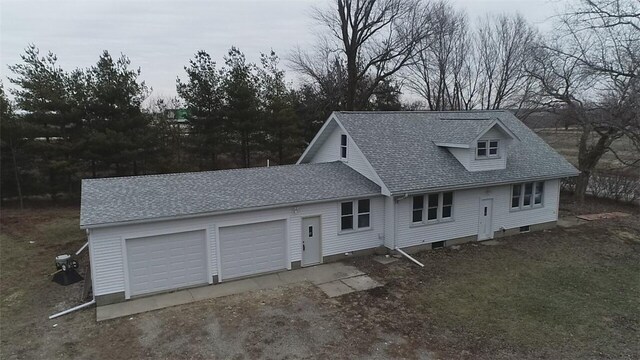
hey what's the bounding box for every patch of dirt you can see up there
[1,203,639,359]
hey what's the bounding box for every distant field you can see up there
[536,128,639,176]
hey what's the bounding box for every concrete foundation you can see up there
[94,221,557,307]
[95,292,125,306]
[493,221,556,238]
[321,246,388,263]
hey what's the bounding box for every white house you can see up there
[80,111,578,305]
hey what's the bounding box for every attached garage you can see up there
[81,162,382,305]
[125,230,209,297]
[218,220,287,280]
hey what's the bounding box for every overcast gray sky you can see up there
[1,0,563,100]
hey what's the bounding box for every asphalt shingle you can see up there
[80,161,380,227]
[334,111,579,194]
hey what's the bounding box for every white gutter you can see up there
[395,247,424,267]
[81,192,382,229]
[49,299,95,319]
[389,173,578,197]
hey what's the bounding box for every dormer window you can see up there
[476,140,499,159]
[340,134,347,159]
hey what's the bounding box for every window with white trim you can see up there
[427,194,439,220]
[477,140,499,159]
[340,199,370,231]
[340,134,347,159]
[412,195,424,223]
[511,181,544,210]
[412,192,454,223]
[442,192,453,218]
[357,199,370,228]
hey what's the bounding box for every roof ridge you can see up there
[335,110,509,114]
[81,161,341,183]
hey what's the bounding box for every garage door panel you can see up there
[219,220,286,280]
[126,230,208,296]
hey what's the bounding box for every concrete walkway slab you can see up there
[96,262,365,321]
[373,255,398,265]
[341,275,382,291]
[317,280,355,298]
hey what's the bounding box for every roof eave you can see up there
[80,191,383,230]
[434,142,470,149]
[296,112,340,164]
[471,119,521,144]
[388,172,579,197]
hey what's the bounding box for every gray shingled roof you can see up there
[80,161,380,227]
[428,119,496,145]
[333,111,579,194]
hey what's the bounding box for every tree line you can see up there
[0,44,403,205]
[1,0,638,205]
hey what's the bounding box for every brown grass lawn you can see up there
[536,128,639,175]
[1,199,639,359]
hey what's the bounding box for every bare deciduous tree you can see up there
[291,0,431,110]
[405,1,479,110]
[528,0,639,201]
[476,14,539,111]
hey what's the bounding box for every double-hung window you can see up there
[523,183,533,207]
[442,192,453,218]
[427,194,439,221]
[340,199,370,231]
[412,196,424,223]
[340,134,347,159]
[477,140,499,159]
[412,192,453,223]
[340,202,353,230]
[534,182,544,205]
[511,181,544,210]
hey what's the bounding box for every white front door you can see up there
[301,216,321,266]
[478,198,494,241]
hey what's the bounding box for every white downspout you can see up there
[49,300,95,319]
[395,247,425,267]
[393,193,408,250]
[393,193,424,267]
[75,241,88,256]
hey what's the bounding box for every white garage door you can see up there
[219,220,287,280]
[126,230,208,297]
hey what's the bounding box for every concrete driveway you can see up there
[96,262,381,321]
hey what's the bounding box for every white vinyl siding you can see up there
[308,124,386,190]
[447,127,510,172]
[89,197,385,297]
[396,180,560,248]
[383,196,396,249]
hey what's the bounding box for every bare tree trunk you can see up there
[575,171,590,202]
[9,140,24,210]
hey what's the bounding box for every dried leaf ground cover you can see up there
[1,199,638,359]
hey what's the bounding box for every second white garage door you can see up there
[126,230,208,297]
[219,220,287,280]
